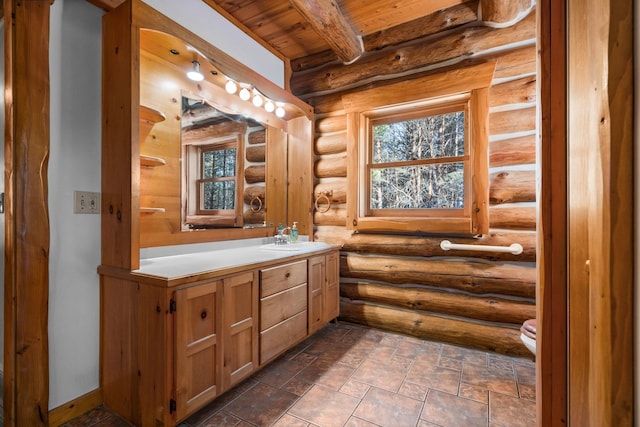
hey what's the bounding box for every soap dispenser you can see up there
[290,222,299,243]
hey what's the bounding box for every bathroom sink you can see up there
[259,242,324,252]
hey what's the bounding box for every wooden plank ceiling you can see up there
[88,0,533,68]
[203,0,472,63]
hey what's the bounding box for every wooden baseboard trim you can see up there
[48,388,103,427]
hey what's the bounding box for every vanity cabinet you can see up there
[174,280,222,420]
[174,270,259,421]
[101,1,323,425]
[308,252,340,334]
[221,271,260,388]
[259,260,308,364]
[100,247,338,426]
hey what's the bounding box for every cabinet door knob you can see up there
[200,310,207,320]
[285,272,291,278]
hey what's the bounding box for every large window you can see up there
[344,63,493,234]
[367,102,468,213]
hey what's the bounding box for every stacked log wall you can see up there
[297,8,537,357]
[243,128,267,224]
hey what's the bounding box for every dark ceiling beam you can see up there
[289,0,364,64]
[291,1,479,73]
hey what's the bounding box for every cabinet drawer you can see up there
[260,283,307,331]
[260,260,307,298]
[260,310,307,364]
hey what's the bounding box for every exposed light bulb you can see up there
[252,93,263,107]
[275,106,285,118]
[225,80,237,94]
[186,61,204,82]
[239,87,251,101]
[264,100,275,113]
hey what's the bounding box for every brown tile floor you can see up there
[64,322,536,427]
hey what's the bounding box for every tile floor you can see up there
[63,322,536,427]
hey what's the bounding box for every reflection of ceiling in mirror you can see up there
[181,96,262,131]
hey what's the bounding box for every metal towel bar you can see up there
[440,240,523,255]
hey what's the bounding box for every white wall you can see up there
[141,0,285,88]
[48,0,103,409]
[46,0,286,410]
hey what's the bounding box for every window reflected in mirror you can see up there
[198,140,237,212]
[181,95,265,228]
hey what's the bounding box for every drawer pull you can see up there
[285,272,291,278]
[200,310,207,320]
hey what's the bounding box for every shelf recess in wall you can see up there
[140,207,166,214]
[140,154,167,167]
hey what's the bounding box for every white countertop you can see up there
[133,239,336,280]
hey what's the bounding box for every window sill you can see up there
[350,216,479,235]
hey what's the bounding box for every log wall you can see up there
[243,128,266,224]
[294,8,537,357]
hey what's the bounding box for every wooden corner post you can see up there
[4,0,52,425]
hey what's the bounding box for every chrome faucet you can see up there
[274,226,291,245]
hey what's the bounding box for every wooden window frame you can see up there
[343,62,494,235]
[195,141,239,215]
[362,97,470,219]
[184,134,245,227]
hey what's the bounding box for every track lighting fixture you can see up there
[186,60,204,82]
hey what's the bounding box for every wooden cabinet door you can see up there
[174,281,222,421]
[324,251,340,322]
[308,255,325,334]
[222,271,259,389]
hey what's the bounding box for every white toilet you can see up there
[520,319,536,356]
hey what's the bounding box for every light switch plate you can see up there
[74,191,100,214]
